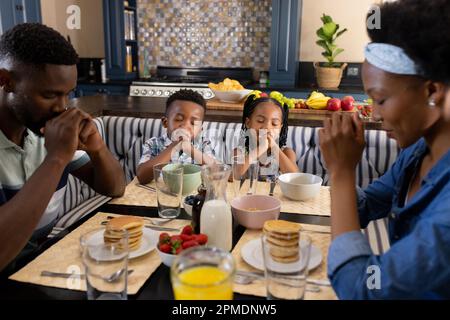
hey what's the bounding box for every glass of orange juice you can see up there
[171,246,235,300]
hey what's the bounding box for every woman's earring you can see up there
[428,99,436,108]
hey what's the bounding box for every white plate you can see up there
[241,238,322,273]
[86,228,158,261]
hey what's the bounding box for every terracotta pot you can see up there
[314,62,348,89]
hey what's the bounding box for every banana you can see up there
[309,91,326,100]
[306,97,331,110]
[306,91,331,110]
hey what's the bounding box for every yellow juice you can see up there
[173,266,233,300]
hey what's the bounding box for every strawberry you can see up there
[174,247,183,255]
[182,240,200,250]
[159,232,170,244]
[170,235,182,244]
[195,234,208,245]
[181,225,193,235]
[180,234,194,242]
[158,243,171,254]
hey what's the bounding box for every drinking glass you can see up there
[171,246,235,300]
[261,232,312,300]
[232,154,259,197]
[81,228,129,300]
[154,163,184,219]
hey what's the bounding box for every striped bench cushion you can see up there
[56,194,111,229]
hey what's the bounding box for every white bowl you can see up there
[212,89,253,103]
[157,247,176,267]
[278,173,323,201]
[231,195,281,229]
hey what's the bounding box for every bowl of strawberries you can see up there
[157,225,208,268]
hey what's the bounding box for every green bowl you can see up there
[163,164,202,195]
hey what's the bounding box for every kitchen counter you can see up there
[247,83,367,99]
[77,79,133,86]
[69,95,383,130]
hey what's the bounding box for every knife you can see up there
[100,220,180,232]
[40,269,134,280]
[236,270,331,287]
[144,225,180,232]
[136,184,156,192]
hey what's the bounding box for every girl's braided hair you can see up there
[240,94,289,151]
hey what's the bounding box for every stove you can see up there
[130,66,254,99]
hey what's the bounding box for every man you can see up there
[0,23,126,271]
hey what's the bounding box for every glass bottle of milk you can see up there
[200,164,233,252]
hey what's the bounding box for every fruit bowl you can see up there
[212,89,253,103]
[157,226,208,267]
[157,246,177,267]
[278,173,323,201]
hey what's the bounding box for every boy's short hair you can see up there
[166,89,207,115]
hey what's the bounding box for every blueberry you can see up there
[185,196,196,205]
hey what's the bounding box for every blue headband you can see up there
[364,43,422,76]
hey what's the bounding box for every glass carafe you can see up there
[200,164,233,252]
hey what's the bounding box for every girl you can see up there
[233,92,298,180]
[320,0,450,299]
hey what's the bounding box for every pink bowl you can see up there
[231,195,281,229]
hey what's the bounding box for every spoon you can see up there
[100,268,127,283]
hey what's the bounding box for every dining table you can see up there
[0,179,334,300]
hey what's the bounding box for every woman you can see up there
[320,0,450,299]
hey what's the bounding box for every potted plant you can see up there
[314,14,348,89]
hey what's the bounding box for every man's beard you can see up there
[12,106,54,137]
[26,119,47,137]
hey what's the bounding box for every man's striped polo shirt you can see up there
[0,128,90,236]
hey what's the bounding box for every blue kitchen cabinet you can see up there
[103,0,139,80]
[269,0,302,87]
[0,0,42,34]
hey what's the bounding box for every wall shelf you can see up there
[103,0,139,80]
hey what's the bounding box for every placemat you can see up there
[108,178,158,207]
[9,212,190,295]
[110,178,331,217]
[231,223,337,300]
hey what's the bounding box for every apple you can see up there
[341,97,355,111]
[326,98,341,111]
[260,92,269,98]
[342,96,355,103]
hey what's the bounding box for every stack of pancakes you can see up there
[104,216,144,251]
[263,220,302,263]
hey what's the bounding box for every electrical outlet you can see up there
[347,66,360,77]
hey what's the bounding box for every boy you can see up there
[137,89,217,184]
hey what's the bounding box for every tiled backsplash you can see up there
[137,0,272,76]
